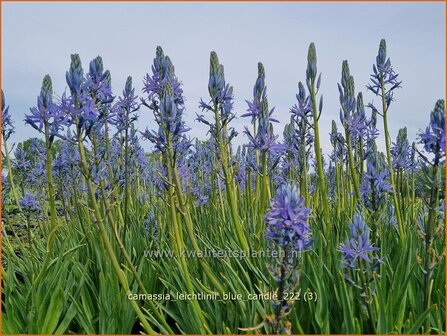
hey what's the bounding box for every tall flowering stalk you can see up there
[354,93,367,176]
[338,60,361,201]
[264,184,311,334]
[306,43,330,225]
[360,146,392,213]
[143,47,221,327]
[25,75,65,230]
[12,143,31,196]
[198,51,249,252]
[289,82,313,205]
[61,54,155,334]
[417,99,445,329]
[391,127,411,216]
[330,120,347,216]
[367,39,404,236]
[243,62,284,215]
[339,212,380,331]
[112,76,139,233]
[19,192,40,248]
[1,91,20,207]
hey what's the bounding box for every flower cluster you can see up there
[2,90,15,141]
[265,184,312,252]
[111,76,140,133]
[366,39,402,111]
[85,56,114,106]
[391,127,411,169]
[143,46,184,105]
[59,54,115,137]
[360,148,392,212]
[13,143,31,171]
[264,184,311,334]
[243,63,284,153]
[25,75,67,142]
[419,99,445,157]
[19,193,41,213]
[338,61,367,141]
[339,212,379,269]
[198,51,235,127]
[329,120,346,162]
[289,82,314,170]
[142,47,190,155]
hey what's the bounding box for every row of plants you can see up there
[1,39,445,334]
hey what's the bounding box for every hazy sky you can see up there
[2,2,445,155]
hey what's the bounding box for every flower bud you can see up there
[124,76,133,97]
[306,43,317,81]
[1,90,5,111]
[341,60,350,89]
[377,39,387,67]
[154,46,165,75]
[319,95,323,114]
[431,99,445,131]
[104,70,112,85]
[89,56,104,77]
[356,92,365,118]
[298,82,306,102]
[66,54,84,95]
[255,62,265,97]
[208,51,225,101]
[40,74,53,108]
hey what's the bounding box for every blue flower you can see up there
[338,61,364,141]
[53,138,80,179]
[418,99,445,156]
[143,46,184,106]
[197,51,236,139]
[391,127,411,169]
[2,90,15,141]
[339,212,379,269]
[265,184,312,251]
[366,39,402,111]
[66,54,84,97]
[290,82,312,120]
[19,193,41,213]
[142,48,190,156]
[111,76,140,133]
[243,63,283,154]
[84,56,114,105]
[25,75,68,141]
[360,160,392,212]
[13,144,31,171]
[59,54,113,136]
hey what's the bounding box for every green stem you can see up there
[309,80,330,226]
[213,106,249,252]
[260,150,269,214]
[124,116,130,237]
[164,147,208,331]
[3,138,20,207]
[77,134,155,334]
[44,123,57,230]
[344,127,361,201]
[170,150,225,293]
[423,154,440,331]
[358,261,376,333]
[380,79,404,237]
[98,179,173,334]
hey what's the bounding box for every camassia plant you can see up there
[1,40,445,334]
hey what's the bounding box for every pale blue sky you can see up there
[2,2,445,155]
